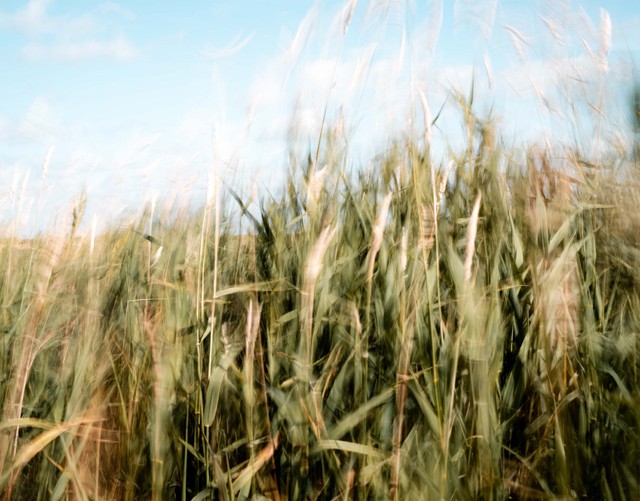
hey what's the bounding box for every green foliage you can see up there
[1,114,640,500]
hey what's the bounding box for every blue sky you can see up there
[1,0,639,233]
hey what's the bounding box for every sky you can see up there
[1,0,639,234]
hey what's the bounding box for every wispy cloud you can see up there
[0,0,53,36]
[0,0,95,37]
[22,34,138,62]
[0,0,139,62]
[18,95,58,142]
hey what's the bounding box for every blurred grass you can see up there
[1,106,640,500]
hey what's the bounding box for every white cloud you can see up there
[22,34,138,62]
[0,0,52,36]
[0,0,95,37]
[0,0,138,62]
[18,95,58,142]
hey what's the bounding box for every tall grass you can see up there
[1,104,639,499]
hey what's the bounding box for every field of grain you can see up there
[1,92,639,499]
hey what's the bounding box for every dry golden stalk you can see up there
[464,192,483,283]
[0,235,65,481]
[366,192,392,284]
